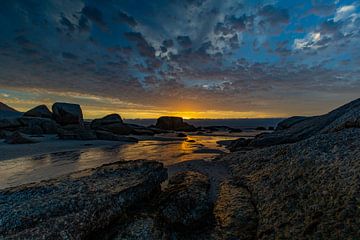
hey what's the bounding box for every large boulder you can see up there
[155,116,196,132]
[23,105,52,119]
[0,160,168,239]
[91,114,133,135]
[18,117,58,134]
[5,131,39,144]
[91,113,123,129]
[52,102,84,126]
[222,128,360,239]
[160,171,211,228]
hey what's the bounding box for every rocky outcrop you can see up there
[91,114,133,135]
[0,160,168,239]
[160,171,212,228]
[221,128,360,239]
[52,102,84,126]
[230,98,360,150]
[91,114,123,129]
[23,105,52,119]
[275,116,308,130]
[18,117,58,134]
[5,131,39,144]
[155,116,196,132]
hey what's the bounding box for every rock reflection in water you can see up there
[0,135,239,189]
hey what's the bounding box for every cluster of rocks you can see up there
[0,102,199,144]
[0,160,249,239]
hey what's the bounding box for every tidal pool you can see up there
[0,132,259,189]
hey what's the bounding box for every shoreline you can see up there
[0,135,132,161]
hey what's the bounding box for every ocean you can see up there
[124,118,284,130]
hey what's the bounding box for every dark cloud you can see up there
[81,6,106,30]
[176,36,192,49]
[258,5,290,26]
[0,0,359,116]
[114,11,137,27]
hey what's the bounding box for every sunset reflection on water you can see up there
[0,134,246,189]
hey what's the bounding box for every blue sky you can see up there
[0,0,359,118]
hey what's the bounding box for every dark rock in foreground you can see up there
[23,105,53,119]
[156,116,196,132]
[160,171,212,228]
[52,102,84,127]
[0,160,167,239]
[213,181,258,239]
[222,128,360,239]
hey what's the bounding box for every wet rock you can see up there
[156,116,196,132]
[52,102,84,126]
[91,114,123,129]
[5,131,39,144]
[213,181,258,240]
[96,130,138,142]
[0,160,168,239]
[160,171,211,228]
[222,128,360,239]
[23,105,52,119]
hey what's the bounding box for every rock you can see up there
[126,124,156,136]
[0,160,168,239]
[57,127,97,140]
[221,128,360,239]
[193,148,225,154]
[23,105,52,119]
[91,114,123,129]
[0,130,12,139]
[0,118,21,130]
[96,130,138,142]
[98,123,133,135]
[52,102,84,126]
[231,98,360,150]
[276,116,308,130]
[110,214,169,240]
[18,117,58,134]
[155,116,196,132]
[160,171,211,228]
[255,126,267,130]
[5,131,39,144]
[177,132,187,137]
[213,181,258,240]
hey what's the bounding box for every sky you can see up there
[0,0,359,119]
